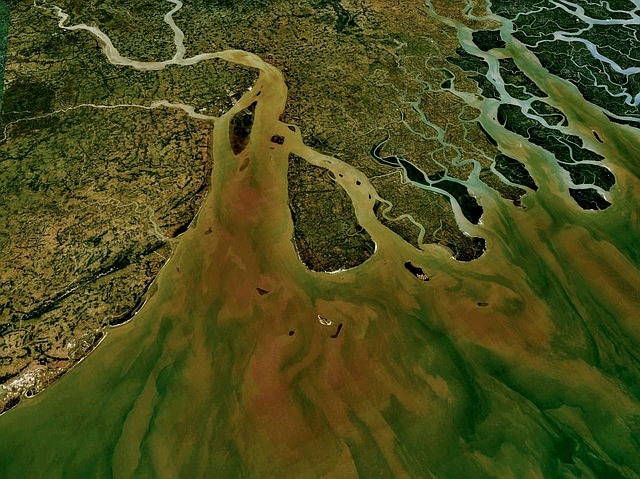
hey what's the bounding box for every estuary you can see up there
[0,0,639,477]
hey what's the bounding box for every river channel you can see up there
[1,1,639,477]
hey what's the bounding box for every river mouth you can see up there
[1,0,639,477]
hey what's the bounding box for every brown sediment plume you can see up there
[1,5,640,477]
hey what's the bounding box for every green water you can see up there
[1,1,639,477]
[0,57,638,477]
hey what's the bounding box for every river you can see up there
[0,1,639,477]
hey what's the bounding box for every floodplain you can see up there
[0,0,639,477]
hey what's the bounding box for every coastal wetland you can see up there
[0,0,639,477]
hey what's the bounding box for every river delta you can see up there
[0,0,639,477]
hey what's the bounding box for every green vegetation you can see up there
[428,171,484,224]
[0,0,257,412]
[499,57,546,101]
[372,173,486,262]
[288,155,375,272]
[446,47,500,100]
[0,108,213,410]
[498,103,605,164]
[569,187,611,210]
[479,165,527,205]
[494,154,538,191]
[56,0,177,62]
[490,0,640,122]
[497,103,614,207]
[530,99,567,127]
[0,0,9,109]
[169,0,529,262]
[573,0,636,20]
[472,29,505,51]
[563,163,615,191]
